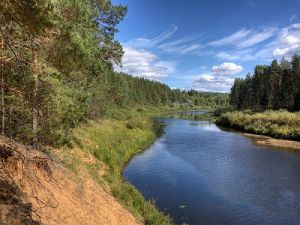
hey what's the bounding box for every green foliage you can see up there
[213,107,235,117]
[1,0,228,147]
[126,118,147,130]
[230,56,300,111]
[226,56,300,139]
[0,0,226,223]
[216,110,300,140]
[1,0,128,145]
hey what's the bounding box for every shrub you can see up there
[216,110,300,140]
[126,118,147,130]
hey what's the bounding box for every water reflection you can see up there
[164,110,214,121]
[124,112,300,225]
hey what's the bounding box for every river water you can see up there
[123,112,300,225]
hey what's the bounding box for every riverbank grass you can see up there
[216,110,300,140]
[58,111,172,225]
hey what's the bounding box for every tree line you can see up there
[1,0,228,147]
[230,55,300,111]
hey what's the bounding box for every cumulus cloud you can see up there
[192,62,243,92]
[211,62,243,75]
[192,74,234,93]
[114,46,175,80]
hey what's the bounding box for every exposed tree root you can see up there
[0,137,56,225]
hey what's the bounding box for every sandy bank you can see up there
[243,133,300,151]
[0,136,141,225]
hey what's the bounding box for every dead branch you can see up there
[0,84,24,95]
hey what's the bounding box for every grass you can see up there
[216,110,300,140]
[57,110,172,225]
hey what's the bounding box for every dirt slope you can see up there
[0,136,141,225]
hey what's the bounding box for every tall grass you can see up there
[216,110,300,140]
[69,112,172,225]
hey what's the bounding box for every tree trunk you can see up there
[32,51,38,145]
[1,37,4,135]
[9,106,12,139]
[1,74,4,135]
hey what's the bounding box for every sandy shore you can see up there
[243,133,300,151]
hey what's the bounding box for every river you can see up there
[123,112,300,225]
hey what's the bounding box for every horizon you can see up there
[113,0,300,93]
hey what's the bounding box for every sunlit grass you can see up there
[216,110,300,140]
[67,111,172,225]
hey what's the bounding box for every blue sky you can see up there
[113,0,300,92]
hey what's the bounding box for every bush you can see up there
[126,118,147,130]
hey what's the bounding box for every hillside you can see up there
[0,135,141,225]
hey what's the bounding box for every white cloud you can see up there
[209,23,300,61]
[191,62,243,92]
[119,23,300,90]
[211,62,243,75]
[273,23,300,57]
[236,28,275,48]
[213,44,279,62]
[126,25,204,55]
[205,27,278,62]
[292,23,300,29]
[151,24,178,44]
[290,15,297,23]
[273,45,300,56]
[209,29,252,46]
[215,50,255,61]
[192,74,234,93]
[159,43,203,55]
[209,27,275,49]
[126,25,178,48]
[115,46,175,80]
[157,35,205,54]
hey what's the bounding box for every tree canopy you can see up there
[230,55,300,112]
[1,0,228,146]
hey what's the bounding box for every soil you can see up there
[0,136,141,225]
[243,133,300,151]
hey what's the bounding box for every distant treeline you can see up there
[230,55,300,111]
[115,74,228,108]
[0,0,228,146]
